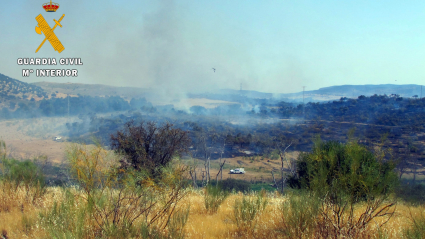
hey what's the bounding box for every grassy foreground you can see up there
[1,139,424,238]
[1,184,425,239]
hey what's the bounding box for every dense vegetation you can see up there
[0,73,47,103]
[285,139,399,237]
[110,121,191,178]
[41,95,421,187]
[1,133,425,238]
[288,139,398,201]
[65,104,421,164]
[0,95,153,119]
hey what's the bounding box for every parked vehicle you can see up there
[230,168,245,174]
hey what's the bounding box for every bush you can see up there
[280,190,320,238]
[219,178,251,192]
[39,188,91,238]
[396,182,425,205]
[110,120,191,179]
[288,138,398,238]
[0,143,47,206]
[64,143,190,238]
[250,182,275,192]
[0,158,45,188]
[403,208,425,239]
[268,149,280,160]
[204,184,229,214]
[289,138,398,203]
[233,190,268,234]
[168,205,191,239]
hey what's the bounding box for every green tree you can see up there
[288,138,399,237]
[110,120,191,178]
[289,138,398,203]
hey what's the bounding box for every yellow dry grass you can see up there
[0,185,64,238]
[1,184,424,239]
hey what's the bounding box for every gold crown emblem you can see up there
[43,0,60,12]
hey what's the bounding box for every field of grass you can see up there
[1,182,425,239]
[1,128,425,238]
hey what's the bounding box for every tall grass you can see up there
[39,188,92,238]
[403,207,425,239]
[316,195,395,238]
[0,141,47,213]
[168,205,191,239]
[279,190,320,238]
[233,189,268,235]
[0,140,421,238]
[62,143,191,238]
[2,183,425,238]
[0,158,47,205]
[204,184,229,214]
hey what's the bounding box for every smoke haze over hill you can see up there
[1,1,425,97]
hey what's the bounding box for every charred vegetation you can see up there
[61,95,425,171]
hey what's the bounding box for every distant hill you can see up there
[208,84,424,103]
[280,84,424,102]
[33,82,425,105]
[0,73,47,105]
[33,81,150,101]
[215,89,273,99]
[1,71,424,108]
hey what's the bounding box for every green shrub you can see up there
[204,184,229,214]
[0,140,44,190]
[269,149,280,160]
[0,158,45,186]
[233,190,268,232]
[396,182,425,205]
[280,190,320,238]
[0,157,46,204]
[110,121,191,179]
[39,188,90,239]
[0,140,5,160]
[288,139,398,203]
[62,143,190,238]
[287,138,398,238]
[168,205,191,239]
[250,183,275,192]
[403,208,425,239]
[219,178,251,192]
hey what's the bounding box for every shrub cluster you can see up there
[0,148,47,210]
[288,138,398,203]
[218,178,251,192]
[396,182,425,205]
[204,184,229,214]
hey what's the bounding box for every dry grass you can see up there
[0,185,64,238]
[184,195,425,239]
[183,153,299,183]
[0,136,421,238]
[2,184,423,239]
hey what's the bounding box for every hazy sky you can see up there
[1,0,424,94]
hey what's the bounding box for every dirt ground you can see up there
[2,117,424,185]
[0,117,299,182]
[185,151,300,182]
[0,118,73,164]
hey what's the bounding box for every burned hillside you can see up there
[62,94,425,168]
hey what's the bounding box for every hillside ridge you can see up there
[0,73,48,105]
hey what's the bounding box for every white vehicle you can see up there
[230,168,245,174]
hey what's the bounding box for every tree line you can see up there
[0,96,153,119]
